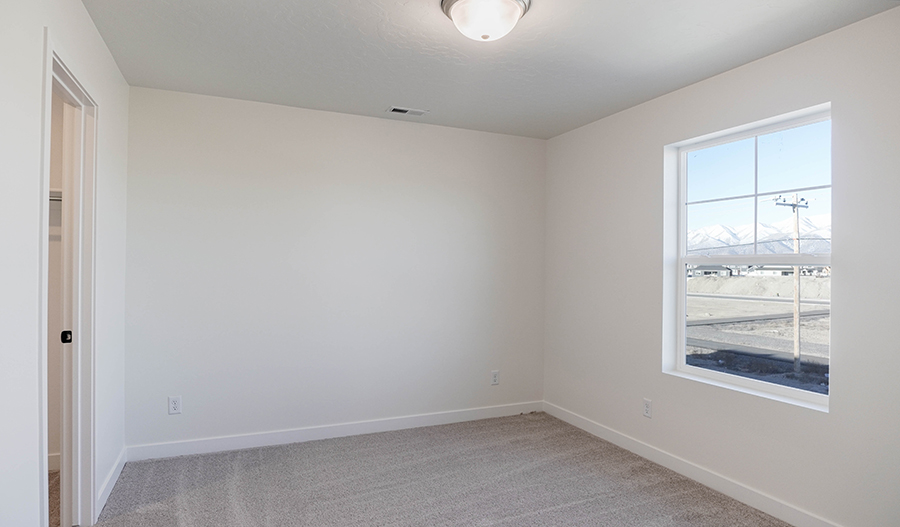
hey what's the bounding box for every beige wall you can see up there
[544,7,900,526]
[124,88,546,447]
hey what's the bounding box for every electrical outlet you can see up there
[642,398,652,419]
[168,396,182,415]
[491,370,500,385]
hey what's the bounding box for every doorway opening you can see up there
[42,48,98,527]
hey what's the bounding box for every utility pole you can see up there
[776,194,808,373]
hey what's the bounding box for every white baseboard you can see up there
[48,452,60,472]
[542,401,840,527]
[128,401,544,462]
[95,446,127,521]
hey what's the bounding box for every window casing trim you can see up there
[676,107,831,157]
[663,104,831,412]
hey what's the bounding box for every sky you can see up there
[686,119,831,234]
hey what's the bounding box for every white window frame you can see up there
[663,104,831,412]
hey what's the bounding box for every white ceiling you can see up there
[81,0,899,139]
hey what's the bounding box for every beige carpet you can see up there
[97,413,790,526]
[49,470,60,527]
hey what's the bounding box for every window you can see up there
[665,106,831,409]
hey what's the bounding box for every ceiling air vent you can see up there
[387,106,429,117]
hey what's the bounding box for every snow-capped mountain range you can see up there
[687,214,831,255]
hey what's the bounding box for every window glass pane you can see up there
[758,120,831,194]
[685,264,830,394]
[757,188,831,254]
[686,198,754,255]
[686,137,755,203]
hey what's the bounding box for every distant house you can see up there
[746,265,831,277]
[688,265,734,277]
[747,265,794,277]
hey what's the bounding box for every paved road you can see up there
[688,292,830,305]
[687,309,830,327]
[686,296,828,324]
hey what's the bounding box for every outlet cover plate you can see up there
[168,395,182,415]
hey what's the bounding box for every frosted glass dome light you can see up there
[442,0,531,42]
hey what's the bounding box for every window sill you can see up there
[664,364,829,413]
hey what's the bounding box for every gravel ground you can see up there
[686,350,829,394]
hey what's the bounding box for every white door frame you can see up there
[40,31,98,527]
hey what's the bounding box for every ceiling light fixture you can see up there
[441,0,531,42]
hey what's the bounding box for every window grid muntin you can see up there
[681,119,831,258]
[753,136,759,254]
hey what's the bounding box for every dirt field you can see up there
[685,275,830,393]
